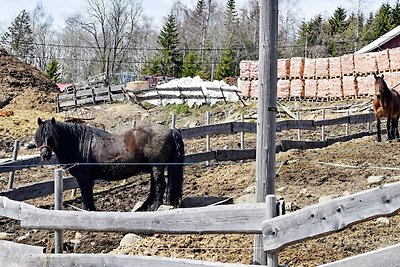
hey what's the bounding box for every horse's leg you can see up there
[77,178,96,211]
[136,171,156,212]
[386,115,392,142]
[391,118,398,140]
[149,166,166,211]
[394,117,400,141]
[376,117,382,142]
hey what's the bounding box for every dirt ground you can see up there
[1,96,400,266]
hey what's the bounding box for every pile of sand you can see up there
[0,47,59,112]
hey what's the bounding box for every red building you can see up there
[355,25,400,54]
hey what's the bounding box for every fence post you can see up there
[108,84,113,102]
[54,169,63,254]
[205,111,211,152]
[7,140,19,190]
[297,110,301,141]
[321,109,326,141]
[368,108,372,133]
[73,85,77,110]
[345,110,350,136]
[54,94,59,113]
[205,112,211,165]
[171,114,176,129]
[91,87,96,105]
[265,195,278,267]
[240,114,245,149]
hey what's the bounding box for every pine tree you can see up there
[295,14,330,58]
[363,4,395,43]
[329,7,348,35]
[44,58,61,83]
[195,0,206,17]
[215,41,236,80]
[148,13,183,78]
[327,7,349,55]
[391,0,400,26]
[182,52,201,77]
[0,10,34,63]
[225,0,238,40]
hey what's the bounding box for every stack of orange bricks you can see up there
[238,47,400,99]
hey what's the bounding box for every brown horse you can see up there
[373,73,400,142]
[35,118,184,211]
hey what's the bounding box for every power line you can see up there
[29,42,247,52]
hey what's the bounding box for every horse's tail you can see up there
[167,129,185,207]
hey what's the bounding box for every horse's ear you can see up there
[38,118,43,125]
[382,74,384,79]
[373,73,377,79]
[51,117,56,124]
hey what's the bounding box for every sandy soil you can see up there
[1,97,400,266]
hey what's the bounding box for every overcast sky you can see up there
[0,0,397,31]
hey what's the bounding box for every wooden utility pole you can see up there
[253,0,278,265]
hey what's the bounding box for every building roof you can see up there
[355,25,400,54]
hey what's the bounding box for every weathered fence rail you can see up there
[261,181,400,252]
[1,177,400,267]
[0,240,253,267]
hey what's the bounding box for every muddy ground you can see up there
[1,99,399,266]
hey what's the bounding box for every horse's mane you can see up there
[40,120,111,163]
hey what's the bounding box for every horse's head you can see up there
[35,117,58,162]
[374,73,387,99]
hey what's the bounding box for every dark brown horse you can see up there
[35,118,184,211]
[373,73,400,142]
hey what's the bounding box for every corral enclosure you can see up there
[1,22,400,267]
[2,96,400,266]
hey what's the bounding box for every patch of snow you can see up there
[143,76,240,107]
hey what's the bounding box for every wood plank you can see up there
[184,151,216,163]
[314,117,349,126]
[206,87,241,93]
[215,149,256,161]
[232,122,257,133]
[1,253,254,267]
[318,243,400,267]
[0,176,79,201]
[349,113,375,124]
[156,86,202,92]
[280,140,327,152]
[21,203,268,234]
[0,240,44,255]
[0,155,58,174]
[136,94,208,101]
[262,181,400,252]
[0,196,35,220]
[180,123,234,139]
[276,120,315,130]
[277,102,296,119]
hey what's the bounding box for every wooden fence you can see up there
[2,108,398,266]
[55,84,125,112]
[55,83,243,112]
[1,179,400,267]
[0,110,378,202]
